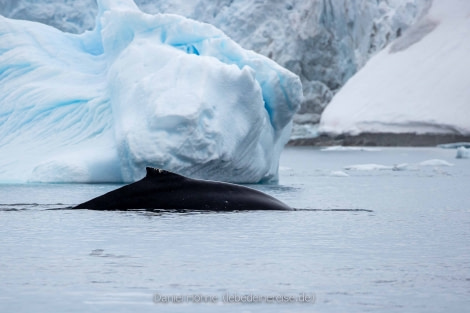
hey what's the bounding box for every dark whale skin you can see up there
[73,167,292,211]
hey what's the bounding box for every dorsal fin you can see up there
[145,167,186,181]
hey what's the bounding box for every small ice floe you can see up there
[456,147,470,159]
[321,146,382,152]
[392,163,410,171]
[344,162,423,172]
[330,170,349,177]
[344,163,393,171]
[419,159,454,167]
[438,142,470,149]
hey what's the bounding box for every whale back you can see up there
[74,167,291,211]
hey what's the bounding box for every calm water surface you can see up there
[1,147,469,312]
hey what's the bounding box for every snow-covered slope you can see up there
[320,0,470,136]
[0,0,302,183]
[0,0,432,136]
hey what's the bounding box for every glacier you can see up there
[319,0,470,137]
[0,0,302,183]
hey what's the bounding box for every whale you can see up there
[73,167,292,211]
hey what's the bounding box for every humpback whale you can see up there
[74,167,292,211]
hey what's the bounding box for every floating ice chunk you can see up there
[456,147,470,159]
[392,163,410,171]
[330,170,349,177]
[344,164,393,171]
[419,159,454,167]
[321,146,382,152]
[438,142,470,149]
[344,162,421,172]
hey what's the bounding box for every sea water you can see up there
[1,147,469,313]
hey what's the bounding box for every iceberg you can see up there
[456,147,470,159]
[0,0,302,183]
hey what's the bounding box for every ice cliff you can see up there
[0,0,432,139]
[0,0,302,183]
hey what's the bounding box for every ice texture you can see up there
[456,147,470,159]
[320,0,470,137]
[0,0,302,183]
[0,0,432,138]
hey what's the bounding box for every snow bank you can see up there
[319,0,470,136]
[0,0,302,183]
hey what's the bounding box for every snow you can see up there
[319,0,470,136]
[0,0,302,183]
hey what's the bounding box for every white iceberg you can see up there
[456,147,470,159]
[0,0,302,183]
